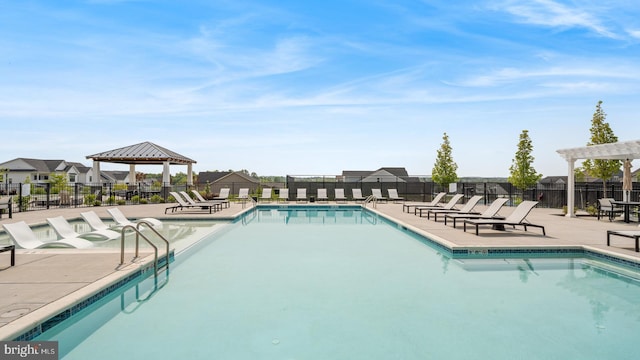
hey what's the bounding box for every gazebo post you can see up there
[129,164,136,186]
[93,160,101,184]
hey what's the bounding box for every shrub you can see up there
[116,199,126,205]
[84,194,96,205]
[106,196,116,205]
[140,198,148,205]
[131,195,140,204]
[150,194,163,203]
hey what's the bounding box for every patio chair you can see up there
[403,192,446,213]
[237,188,250,205]
[213,188,230,202]
[3,221,94,249]
[260,188,273,202]
[371,189,387,203]
[463,200,545,236]
[351,188,366,203]
[597,198,623,221]
[444,198,510,228]
[316,188,329,203]
[108,207,163,228]
[334,188,347,203]
[0,196,12,219]
[425,195,483,221]
[296,188,308,203]
[607,224,640,252]
[415,194,464,217]
[278,188,289,203]
[47,215,119,241]
[387,189,404,203]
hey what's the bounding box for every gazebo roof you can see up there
[86,141,196,165]
[557,139,640,161]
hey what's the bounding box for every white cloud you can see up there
[498,0,616,38]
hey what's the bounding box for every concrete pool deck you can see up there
[1,200,640,340]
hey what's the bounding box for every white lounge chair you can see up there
[415,194,464,217]
[463,200,545,236]
[212,188,230,206]
[371,189,387,203]
[180,191,223,212]
[259,188,272,203]
[387,189,404,203]
[334,189,347,203]
[316,189,328,203]
[3,221,94,249]
[444,198,509,228]
[296,188,307,203]
[47,215,119,241]
[403,192,446,213]
[81,211,119,233]
[425,195,483,221]
[194,189,229,208]
[607,224,640,252]
[278,188,289,203]
[351,189,366,203]
[108,207,163,228]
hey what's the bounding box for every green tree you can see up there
[582,101,620,197]
[508,130,542,193]
[432,132,458,189]
[48,173,68,190]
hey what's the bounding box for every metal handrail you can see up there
[120,222,170,274]
[240,194,258,209]
[363,195,377,208]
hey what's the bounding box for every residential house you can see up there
[0,158,82,187]
[197,171,261,197]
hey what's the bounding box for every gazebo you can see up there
[86,141,197,186]
[556,139,640,217]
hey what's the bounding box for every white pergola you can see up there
[556,139,640,217]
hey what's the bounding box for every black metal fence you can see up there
[1,177,638,216]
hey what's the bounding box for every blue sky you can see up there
[1,0,639,177]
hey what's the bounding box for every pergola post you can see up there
[187,163,193,186]
[566,158,575,218]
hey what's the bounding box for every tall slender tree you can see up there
[432,132,458,189]
[508,130,542,195]
[582,100,620,197]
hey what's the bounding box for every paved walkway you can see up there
[1,200,639,340]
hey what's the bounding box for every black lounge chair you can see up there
[444,198,509,228]
[607,225,640,252]
[463,201,545,236]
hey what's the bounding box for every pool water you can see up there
[36,208,640,359]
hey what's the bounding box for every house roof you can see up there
[86,141,196,165]
[197,171,232,184]
[1,158,67,173]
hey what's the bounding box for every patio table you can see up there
[611,201,640,223]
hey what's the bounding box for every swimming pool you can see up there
[34,207,640,359]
